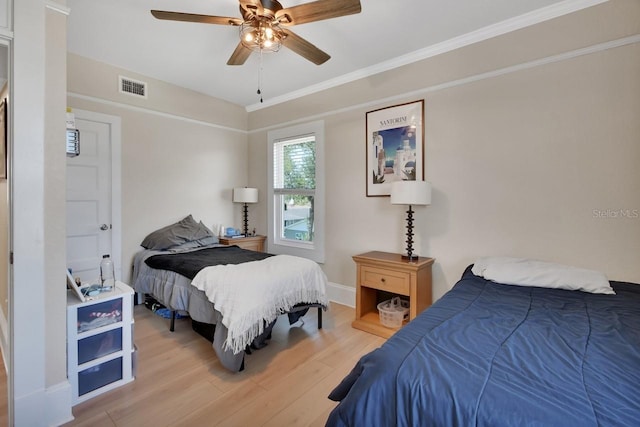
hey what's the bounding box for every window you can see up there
[268,121,324,263]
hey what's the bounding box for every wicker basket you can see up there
[377,297,409,328]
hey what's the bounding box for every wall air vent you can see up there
[119,76,147,98]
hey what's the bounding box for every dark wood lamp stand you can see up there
[402,205,417,261]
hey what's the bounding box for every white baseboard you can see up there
[326,281,355,308]
[13,380,73,427]
[46,381,74,426]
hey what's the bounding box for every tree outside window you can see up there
[281,141,315,241]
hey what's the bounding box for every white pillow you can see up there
[471,257,615,295]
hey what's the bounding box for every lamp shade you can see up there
[390,181,431,206]
[233,187,258,204]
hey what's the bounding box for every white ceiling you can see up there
[66,0,601,111]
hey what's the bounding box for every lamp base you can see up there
[402,205,418,262]
[242,203,250,237]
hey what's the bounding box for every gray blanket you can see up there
[145,245,274,279]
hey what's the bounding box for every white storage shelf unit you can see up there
[67,281,135,405]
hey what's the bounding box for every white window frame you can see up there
[267,120,325,263]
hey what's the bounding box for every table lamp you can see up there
[233,187,258,236]
[390,180,431,261]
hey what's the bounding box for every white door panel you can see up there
[66,118,112,283]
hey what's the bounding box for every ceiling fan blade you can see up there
[276,0,361,26]
[227,42,253,66]
[151,10,243,26]
[281,28,330,65]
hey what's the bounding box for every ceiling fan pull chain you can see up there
[257,49,264,103]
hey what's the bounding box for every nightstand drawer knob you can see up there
[380,278,386,283]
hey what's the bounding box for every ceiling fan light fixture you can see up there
[240,21,282,53]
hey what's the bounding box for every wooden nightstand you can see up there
[219,235,267,252]
[352,251,434,338]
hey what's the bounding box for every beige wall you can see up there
[67,55,250,282]
[248,0,640,299]
[66,0,640,304]
[68,54,248,131]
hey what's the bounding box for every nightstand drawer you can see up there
[78,357,122,397]
[78,328,123,365]
[77,298,123,333]
[361,266,410,295]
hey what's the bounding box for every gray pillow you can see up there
[140,215,214,250]
[168,235,220,252]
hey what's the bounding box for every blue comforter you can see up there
[327,267,640,426]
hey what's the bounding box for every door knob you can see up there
[100,224,109,231]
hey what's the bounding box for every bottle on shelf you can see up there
[100,254,115,293]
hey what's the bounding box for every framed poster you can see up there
[366,100,424,196]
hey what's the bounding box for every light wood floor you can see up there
[61,302,384,426]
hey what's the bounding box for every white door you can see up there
[66,118,112,283]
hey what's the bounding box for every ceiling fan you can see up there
[151,0,362,66]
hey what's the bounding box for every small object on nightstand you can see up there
[225,227,242,237]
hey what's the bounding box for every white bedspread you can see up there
[191,254,328,354]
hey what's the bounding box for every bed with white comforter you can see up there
[131,215,328,371]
